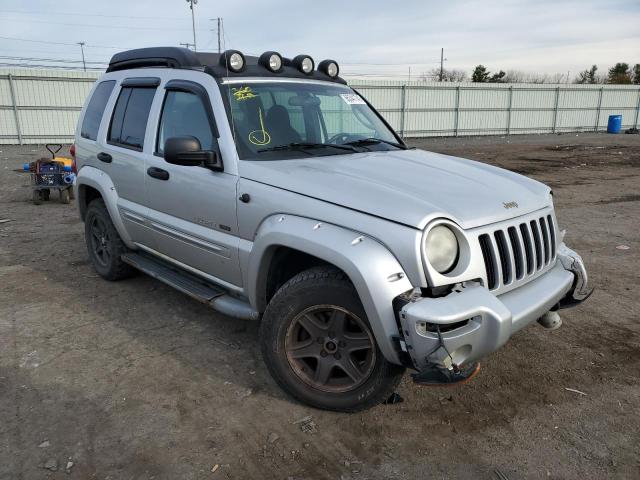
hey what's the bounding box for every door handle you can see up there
[147,167,170,181]
[97,152,112,163]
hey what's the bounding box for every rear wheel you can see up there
[84,199,135,281]
[260,266,405,412]
[32,190,43,205]
[60,188,70,204]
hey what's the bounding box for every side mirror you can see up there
[164,136,222,171]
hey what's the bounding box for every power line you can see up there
[0,35,145,51]
[0,55,107,65]
[0,62,104,70]
[0,9,182,20]
[0,15,210,31]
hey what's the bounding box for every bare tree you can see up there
[427,67,467,82]
[575,65,598,84]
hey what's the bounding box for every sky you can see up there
[0,0,639,80]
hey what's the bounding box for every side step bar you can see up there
[121,252,259,320]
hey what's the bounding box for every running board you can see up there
[121,252,259,320]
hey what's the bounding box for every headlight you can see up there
[319,59,339,78]
[220,50,245,72]
[259,51,283,72]
[293,55,314,74]
[425,225,459,273]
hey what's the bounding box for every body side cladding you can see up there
[247,214,413,365]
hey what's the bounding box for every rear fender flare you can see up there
[76,165,134,248]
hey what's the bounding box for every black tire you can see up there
[260,266,405,412]
[60,188,70,204]
[32,190,43,205]
[42,189,50,201]
[84,199,135,281]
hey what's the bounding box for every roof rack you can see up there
[106,47,346,84]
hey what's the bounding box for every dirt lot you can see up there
[1,133,639,480]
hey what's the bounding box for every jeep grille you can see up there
[479,214,557,292]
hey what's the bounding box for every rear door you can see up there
[99,77,160,248]
[143,77,242,288]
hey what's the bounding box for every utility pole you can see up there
[77,42,86,72]
[439,48,444,82]
[217,17,221,53]
[180,42,195,50]
[185,0,198,51]
[210,17,223,53]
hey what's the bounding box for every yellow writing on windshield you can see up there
[248,108,271,146]
[232,86,257,101]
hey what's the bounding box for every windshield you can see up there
[220,81,403,160]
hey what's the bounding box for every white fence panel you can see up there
[0,69,639,144]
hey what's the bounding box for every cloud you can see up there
[0,0,638,77]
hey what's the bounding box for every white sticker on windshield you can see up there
[340,93,366,105]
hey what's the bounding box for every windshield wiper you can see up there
[343,138,407,149]
[257,142,359,154]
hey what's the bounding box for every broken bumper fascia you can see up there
[399,244,588,371]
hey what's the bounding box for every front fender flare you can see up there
[248,215,413,364]
[76,166,135,248]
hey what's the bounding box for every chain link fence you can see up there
[1,69,639,144]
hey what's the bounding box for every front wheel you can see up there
[260,266,405,412]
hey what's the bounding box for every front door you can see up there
[143,81,242,288]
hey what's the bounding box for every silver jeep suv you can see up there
[74,47,589,412]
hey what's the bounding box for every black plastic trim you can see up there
[163,79,220,139]
[121,77,161,88]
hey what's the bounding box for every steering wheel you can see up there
[326,133,366,145]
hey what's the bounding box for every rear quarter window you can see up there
[80,80,116,141]
[108,86,156,150]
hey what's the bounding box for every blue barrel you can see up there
[607,114,622,133]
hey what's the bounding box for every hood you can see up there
[239,149,552,230]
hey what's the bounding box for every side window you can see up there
[80,80,115,140]
[157,90,215,154]
[108,86,156,150]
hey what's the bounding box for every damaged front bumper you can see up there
[398,243,588,372]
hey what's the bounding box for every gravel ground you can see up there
[0,132,639,480]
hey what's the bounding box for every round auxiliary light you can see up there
[259,51,283,72]
[425,225,459,273]
[220,49,245,73]
[293,54,314,74]
[319,59,339,78]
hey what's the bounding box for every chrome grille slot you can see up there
[508,226,524,280]
[547,215,556,259]
[476,208,558,294]
[520,223,534,275]
[539,217,550,265]
[479,234,498,290]
[530,220,543,270]
[494,230,512,285]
